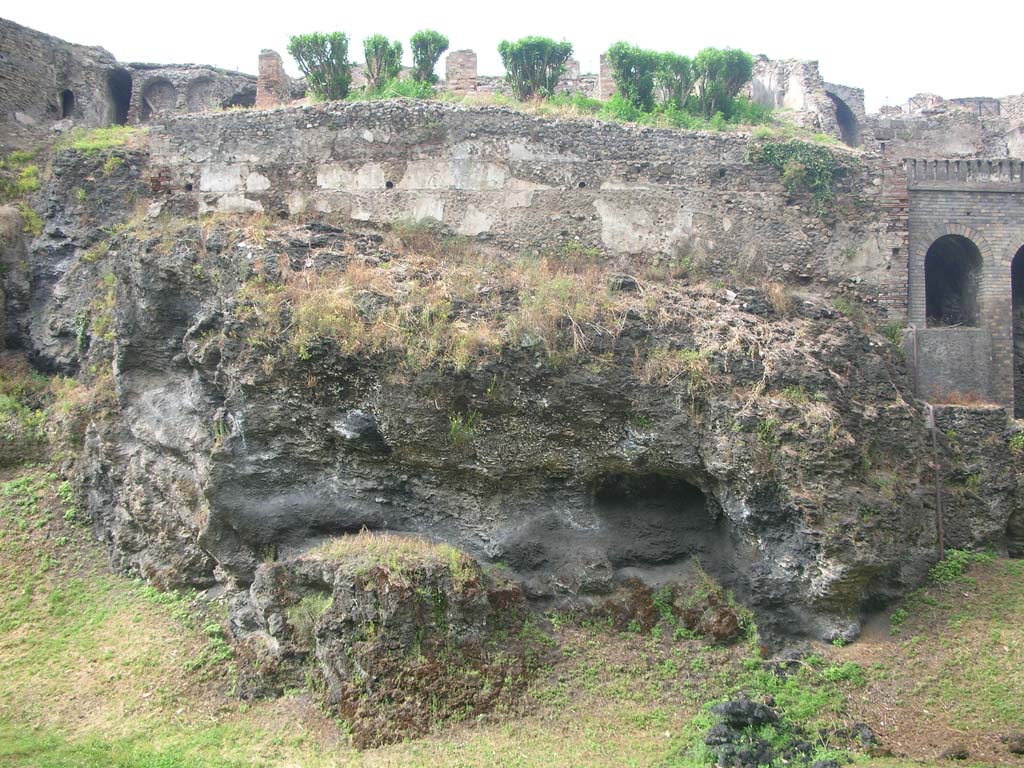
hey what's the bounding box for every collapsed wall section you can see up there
[148,101,899,307]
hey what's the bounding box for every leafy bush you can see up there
[287,32,352,100]
[746,139,851,207]
[655,52,695,110]
[693,47,754,119]
[363,34,403,92]
[605,42,660,111]
[410,29,449,84]
[497,36,574,100]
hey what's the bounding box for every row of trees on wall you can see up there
[287,30,450,100]
[286,32,763,126]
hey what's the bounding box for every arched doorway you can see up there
[826,92,860,147]
[1013,246,1024,418]
[107,69,133,125]
[140,79,177,122]
[60,89,75,119]
[925,235,983,327]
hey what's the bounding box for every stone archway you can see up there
[826,91,860,147]
[1013,246,1024,418]
[140,79,177,121]
[925,234,983,327]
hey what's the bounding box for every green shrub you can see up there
[287,32,352,100]
[410,29,449,84]
[694,47,754,118]
[605,41,660,111]
[928,549,995,584]
[363,34,403,92]
[747,139,852,207]
[497,37,574,100]
[655,52,695,109]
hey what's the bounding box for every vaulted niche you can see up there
[1013,246,1024,419]
[140,79,177,122]
[107,69,133,125]
[60,89,75,119]
[591,474,717,567]
[925,235,982,327]
[826,91,860,147]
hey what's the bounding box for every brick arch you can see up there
[916,222,994,266]
[1003,233,1024,267]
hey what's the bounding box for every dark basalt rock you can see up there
[711,696,780,728]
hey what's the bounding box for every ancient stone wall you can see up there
[0,17,121,146]
[444,51,599,99]
[750,58,842,140]
[906,159,1024,408]
[146,100,899,307]
[127,64,256,123]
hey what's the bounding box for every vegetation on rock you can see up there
[362,34,403,93]
[287,32,353,100]
[497,36,574,100]
[410,29,449,84]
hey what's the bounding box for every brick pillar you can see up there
[256,49,290,109]
[598,53,616,100]
[445,50,478,94]
[563,58,580,80]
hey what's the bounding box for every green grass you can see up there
[55,126,147,154]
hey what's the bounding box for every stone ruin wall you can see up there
[123,64,256,124]
[146,100,908,315]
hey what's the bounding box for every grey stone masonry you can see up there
[906,157,1024,408]
[147,100,895,304]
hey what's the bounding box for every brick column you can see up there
[598,53,616,100]
[256,49,290,109]
[445,50,478,94]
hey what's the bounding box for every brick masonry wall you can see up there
[147,100,896,304]
[907,165,1024,407]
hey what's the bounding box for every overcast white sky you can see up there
[3,0,1021,113]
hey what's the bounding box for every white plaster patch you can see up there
[398,160,453,189]
[245,172,271,192]
[722,216,733,232]
[215,194,263,214]
[199,164,246,193]
[316,164,385,191]
[350,201,373,221]
[505,190,535,208]
[407,196,445,222]
[593,199,655,254]
[458,206,493,236]
[600,181,649,191]
[399,159,510,190]
[286,191,307,215]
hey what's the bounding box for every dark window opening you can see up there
[1012,246,1024,418]
[385,180,394,189]
[925,235,982,327]
[107,69,133,125]
[826,92,861,148]
[60,89,75,119]
[221,87,256,109]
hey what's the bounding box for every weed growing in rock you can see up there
[928,548,995,584]
[746,138,852,211]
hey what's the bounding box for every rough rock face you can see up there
[230,532,545,747]
[3,130,1021,647]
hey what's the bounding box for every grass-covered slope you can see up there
[1,348,1022,767]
